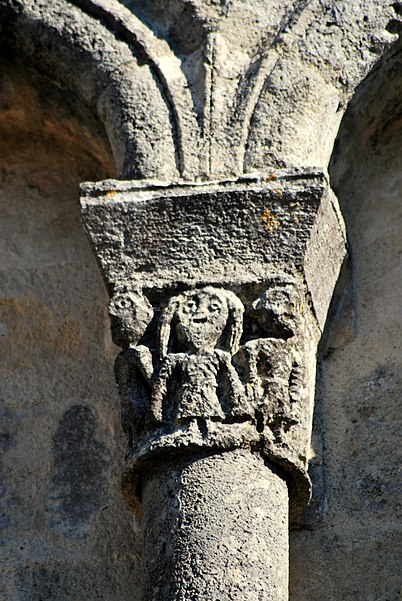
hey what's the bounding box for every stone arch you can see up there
[2,1,402,599]
[3,1,399,182]
[289,34,402,601]
[0,52,146,600]
[0,0,187,180]
[243,2,400,174]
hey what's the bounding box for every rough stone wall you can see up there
[290,44,402,601]
[0,61,142,601]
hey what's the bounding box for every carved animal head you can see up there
[159,287,244,356]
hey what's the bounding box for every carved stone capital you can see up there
[81,171,346,520]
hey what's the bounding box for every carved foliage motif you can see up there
[113,282,307,456]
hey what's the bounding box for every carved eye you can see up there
[183,299,198,313]
[114,298,127,309]
[208,302,221,313]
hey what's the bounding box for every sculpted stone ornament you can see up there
[81,174,346,520]
[151,287,249,424]
[110,279,313,518]
[3,0,398,596]
[115,286,258,475]
[237,284,303,436]
[80,174,346,598]
[235,282,312,510]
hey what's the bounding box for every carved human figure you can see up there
[110,287,155,444]
[151,287,251,424]
[235,283,304,442]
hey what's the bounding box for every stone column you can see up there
[80,171,346,599]
[142,451,288,601]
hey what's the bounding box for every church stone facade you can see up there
[0,1,401,599]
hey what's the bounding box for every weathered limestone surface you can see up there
[0,0,399,179]
[79,168,345,598]
[1,1,402,600]
[0,61,142,601]
[142,451,288,601]
[80,174,345,524]
[290,41,402,601]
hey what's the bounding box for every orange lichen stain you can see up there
[265,173,278,182]
[261,209,281,232]
[104,190,117,199]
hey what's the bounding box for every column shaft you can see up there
[141,450,289,601]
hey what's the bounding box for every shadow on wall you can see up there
[289,39,402,601]
[0,59,142,601]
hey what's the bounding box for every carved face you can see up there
[109,289,153,346]
[175,290,229,352]
[253,285,299,337]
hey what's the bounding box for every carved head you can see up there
[109,287,153,346]
[252,282,300,338]
[159,287,244,356]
